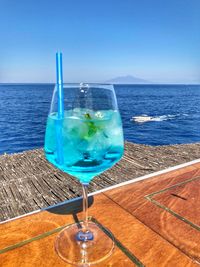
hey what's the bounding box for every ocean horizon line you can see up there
[0,82,200,86]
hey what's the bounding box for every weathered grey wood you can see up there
[1,141,200,222]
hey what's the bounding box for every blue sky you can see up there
[0,0,199,83]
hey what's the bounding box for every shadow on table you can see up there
[45,196,94,227]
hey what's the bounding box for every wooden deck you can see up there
[1,141,200,222]
[1,161,200,266]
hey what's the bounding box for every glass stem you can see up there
[76,183,93,241]
[82,183,89,232]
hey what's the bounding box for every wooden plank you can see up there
[104,165,198,213]
[104,164,200,263]
[152,176,200,226]
[0,194,196,266]
[0,232,136,267]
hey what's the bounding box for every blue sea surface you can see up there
[0,84,200,155]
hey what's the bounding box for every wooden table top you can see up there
[1,161,200,266]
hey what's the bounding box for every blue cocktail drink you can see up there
[45,108,123,184]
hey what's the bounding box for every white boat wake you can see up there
[131,114,177,123]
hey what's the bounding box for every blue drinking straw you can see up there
[56,52,64,119]
[56,52,64,164]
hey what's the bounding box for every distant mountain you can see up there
[106,75,150,84]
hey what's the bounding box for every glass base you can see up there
[55,221,115,266]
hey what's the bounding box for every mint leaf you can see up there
[84,113,92,120]
[84,113,98,139]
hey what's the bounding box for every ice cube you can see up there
[63,116,89,141]
[95,111,104,119]
[63,137,82,166]
[80,131,111,160]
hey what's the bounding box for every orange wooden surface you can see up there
[105,162,200,264]
[1,163,200,266]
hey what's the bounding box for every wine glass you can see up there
[44,83,124,265]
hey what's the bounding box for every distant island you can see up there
[106,75,151,84]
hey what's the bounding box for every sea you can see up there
[0,84,200,155]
